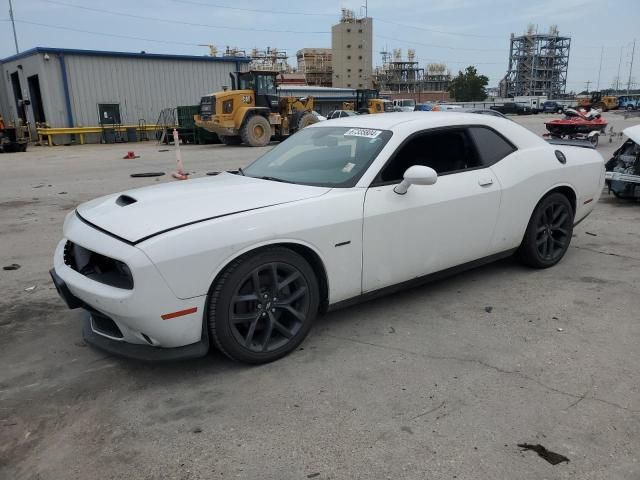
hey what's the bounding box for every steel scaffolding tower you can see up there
[503,25,571,98]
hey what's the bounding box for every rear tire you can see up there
[517,192,574,268]
[208,247,320,364]
[240,115,271,147]
[220,135,242,146]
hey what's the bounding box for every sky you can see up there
[1,0,639,92]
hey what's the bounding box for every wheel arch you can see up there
[541,184,577,214]
[207,240,330,313]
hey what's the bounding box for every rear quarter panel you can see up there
[489,144,604,253]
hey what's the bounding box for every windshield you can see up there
[243,126,393,187]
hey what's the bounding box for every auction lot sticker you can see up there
[344,128,382,138]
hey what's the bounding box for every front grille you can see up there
[64,241,134,289]
[91,311,123,338]
[200,95,216,120]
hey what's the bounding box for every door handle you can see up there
[478,177,494,187]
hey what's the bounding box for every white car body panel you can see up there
[362,167,501,292]
[52,112,605,352]
[77,173,331,243]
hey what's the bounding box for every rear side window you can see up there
[468,127,517,166]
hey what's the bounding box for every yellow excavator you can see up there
[343,89,394,114]
[194,70,317,147]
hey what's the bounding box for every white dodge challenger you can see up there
[51,113,605,363]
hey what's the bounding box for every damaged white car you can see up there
[51,112,605,364]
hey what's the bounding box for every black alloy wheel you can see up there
[229,262,310,353]
[208,247,319,363]
[535,202,571,262]
[518,192,574,268]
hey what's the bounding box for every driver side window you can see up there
[377,128,481,184]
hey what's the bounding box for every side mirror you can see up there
[394,165,437,195]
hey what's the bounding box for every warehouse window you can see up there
[347,28,351,32]
[347,55,351,60]
[347,83,351,87]
[358,84,363,87]
[347,44,351,48]
[347,68,351,72]
[359,68,363,72]
[358,56,363,60]
[358,29,363,33]
[358,44,363,49]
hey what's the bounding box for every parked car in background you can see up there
[490,103,534,115]
[393,99,417,112]
[542,101,566,114]
[312,111,327,121]
[605,125,640,199]
[326,110,359,120]
[414,103,434,111]
[51,112,604,364]
[618,95,640,111]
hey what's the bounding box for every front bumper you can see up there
[51,268,209,361]
[82,312,208,361]
[51,212,210,359]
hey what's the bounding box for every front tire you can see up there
[240,115,271,147]
[517,193,574,268]
[208,247,320,364]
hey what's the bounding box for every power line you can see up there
[38,0,330,34]
[169,0,509,40]
[375,34,505,52]
[5,18,298,53]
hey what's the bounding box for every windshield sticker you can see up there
[342,162,356,173]
[344,128,382,138]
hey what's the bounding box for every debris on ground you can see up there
[130,172,165,178]
[307,474,320,479]
[123,151,140,159]
[3,263,21,271]
[192,427,202,433]
[388,326,396,334]
[485,306,493,313]
[58,191,67,195]
[158,149,170,152]
[517,443,569,465]
[24,286,36,292]
[585,231,597,236]
[557,327,564,332]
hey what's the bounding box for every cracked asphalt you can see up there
[1,113,639,479]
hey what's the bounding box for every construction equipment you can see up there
[578,91,618,112]
[0,116,28,152]
[343,89,394,114]
[194,70,317,147]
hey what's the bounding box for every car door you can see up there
[362,127,512,293]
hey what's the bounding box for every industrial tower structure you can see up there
[296,48,332,87]
[374,49,451,92]
[331,9,373,88]
[502,25,571,98]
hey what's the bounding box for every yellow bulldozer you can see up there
[194,70,318,147]
[577,91,618,112]
[343,89,394,114]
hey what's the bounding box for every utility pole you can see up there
[616,46,623,92]
[596,46,603,90]
[9,0,19,54]
[585,80,591,93]
[627,39,636,94]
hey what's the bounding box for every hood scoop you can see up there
[116,194,137,206]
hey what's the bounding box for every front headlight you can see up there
[223,99,233,114]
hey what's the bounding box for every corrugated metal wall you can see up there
[0,72,9,120]
[64,55,242,126]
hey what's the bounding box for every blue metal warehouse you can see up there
[0,47,250,134]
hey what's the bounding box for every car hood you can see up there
[624,125,640,144]
[76,172,331,243]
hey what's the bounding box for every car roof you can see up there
[310,111,546,148]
